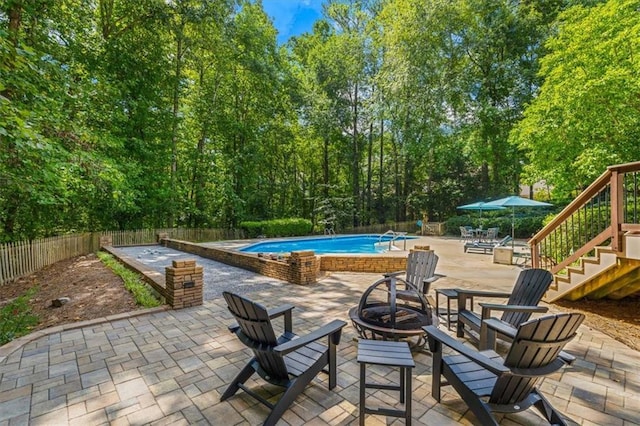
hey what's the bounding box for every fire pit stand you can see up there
[349,275,434,349]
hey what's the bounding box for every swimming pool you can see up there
[239,234,417,255]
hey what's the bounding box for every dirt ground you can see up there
[0,254,139,332]
[1,254,639,352]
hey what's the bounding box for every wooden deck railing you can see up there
[530,161,640,273]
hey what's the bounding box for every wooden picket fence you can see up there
[0,233,100,286]
[346,220,445,236]
[104,228,244,246]
[0,228,244,286]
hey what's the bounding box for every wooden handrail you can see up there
[529,170,611,248]
[609,160,640,174]
[529,161,640,270]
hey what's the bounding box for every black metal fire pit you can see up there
[349,275,434,348]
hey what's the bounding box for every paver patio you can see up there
[1,237,639,425]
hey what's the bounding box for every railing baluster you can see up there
[529,161,640,274]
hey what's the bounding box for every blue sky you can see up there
[262,0,325,44]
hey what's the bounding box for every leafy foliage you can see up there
[240,218,313,238]
[97,252,161,308]
[0,0,630,242]
[511,0,640,197]
[0,288,39,346]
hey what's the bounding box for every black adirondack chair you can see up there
[425,312,585,425]
[385,249,443,303]
[221,291,346,426]
[456,268,553,349]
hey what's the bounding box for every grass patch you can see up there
[97,251,162,308]
[0,288,39,346]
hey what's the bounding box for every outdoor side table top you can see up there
[357,339,415,425]
[434,288,474,331]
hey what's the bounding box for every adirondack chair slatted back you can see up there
[223,292,289,381]
[490,313,584,405]
[405,250,438,294]
[501,268,553,327]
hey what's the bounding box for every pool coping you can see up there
[237,233,419,255]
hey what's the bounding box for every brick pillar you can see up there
[99,235,113,248]
[288,251,318,285]
[165,260,203,309]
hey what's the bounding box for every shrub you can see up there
[445,212,549,239]
[240,221,263,238]
[97,252,161,308]
[239,218,313,238]
[0,288,39,346]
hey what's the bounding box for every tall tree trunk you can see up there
[402,157,411,222]
[366,121,373,225]
[99,0,114,39]
[169,25,184,227]
[377,117,384,224]
[323,135,330,199]
[352,81,360,227]
[391,134,400,222]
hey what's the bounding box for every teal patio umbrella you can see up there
[457,201,506,217]
[483,196,552,246]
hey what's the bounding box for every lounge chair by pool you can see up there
[463,235,512,254]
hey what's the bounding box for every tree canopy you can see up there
[0,0,632,242]
[511,0,640,197]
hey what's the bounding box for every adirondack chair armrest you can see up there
[424,273,445,284]
[424,325,510,375]
[383,271,405,278]
[481,317,515,340]
[479,303,548,319]
[457,290,512,311]
[421,274,444,295]
[457,290,513,298]
[268,304,295,333]
[274,320,346,355]
[268,304,295,318]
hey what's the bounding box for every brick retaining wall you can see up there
[320,255,407,273]
[161,238,414,280]
[115,238,417,288]
[162,239,319,285]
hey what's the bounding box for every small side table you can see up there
[434,288,473,331]
[357,339,415,425]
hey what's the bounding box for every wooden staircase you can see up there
[528,161,640,302]
[544,245,640,302]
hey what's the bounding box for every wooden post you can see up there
[99,235,113,248]
[610,171,624,252]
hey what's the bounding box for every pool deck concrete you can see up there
[1,236,639,425]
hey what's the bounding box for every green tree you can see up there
[512,0,640,197]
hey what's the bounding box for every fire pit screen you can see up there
[348,275,434,348]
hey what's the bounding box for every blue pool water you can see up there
[239,234,416,255]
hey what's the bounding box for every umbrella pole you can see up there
[511,207,515,248]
